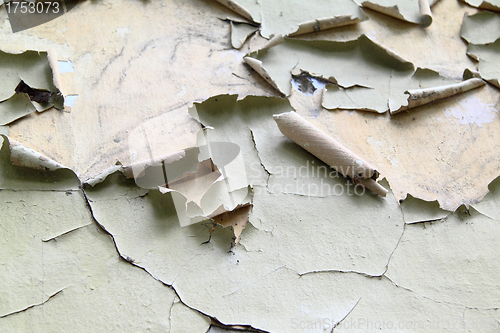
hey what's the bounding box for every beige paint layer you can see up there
[289,84,500,211]
[3,0,272,179]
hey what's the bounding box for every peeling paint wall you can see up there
[1,0,499,332]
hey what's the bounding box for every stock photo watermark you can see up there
[249,159,367,197]
[291,316,500,331]
[128,103,368,226]
[127,107,250,226]
[4,0,81,33]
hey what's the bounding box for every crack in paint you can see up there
[381,223,406,277]
[41,223,93,242]
[249,128,270,187]
[92,46,125,87]
[0,288,65,318]
[221,265,285,299]
[331,298,361,332]
[298,269,384,279]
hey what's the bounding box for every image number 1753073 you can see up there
[4,1,82,33]
[4,1,61,14]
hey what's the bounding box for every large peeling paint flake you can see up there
[461,0,500,11]
[0,135,79,191]
[467,40,500,89]
[273,111,387,196]
[461,11,500,45]
[6,0,275,180]
[245,35,483,113]
[216,0,366,39]
[358,0,439,27]
[188,95,403,274]
[245,34,413,97]
[461,11,500,88]
[0,50,64,125]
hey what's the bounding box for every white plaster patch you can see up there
[58,60,74,73]
[443,96,497,127]
[64,95,78,108]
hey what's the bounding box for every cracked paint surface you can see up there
[0,137,202,332]
[80,94,498,332]
[1,0,500,332]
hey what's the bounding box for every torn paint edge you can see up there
[391,78,486,114]
[230,21,259,49]
[460,0,500,12]
[399,193,452,224]
[1,135,70,172]
[47,49,64,96]
[243,56,284,96]
[273,111,387,197]
[362,0,440,26]
[246,34,413,97]
[213,0,254,22]
[289,14,368,36]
